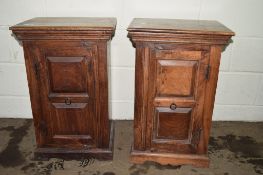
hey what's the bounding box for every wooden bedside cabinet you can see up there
[127,18,234,167]
[10,17,116,160]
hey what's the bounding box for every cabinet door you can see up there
[147,44,210,154]
[32,41,97,149]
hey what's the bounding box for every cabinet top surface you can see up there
[128,18,234,36]
[10,17,117,31]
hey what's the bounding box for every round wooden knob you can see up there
[65,98,71,105]
[170,103,177,110]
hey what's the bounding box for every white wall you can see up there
[0,0,263,121]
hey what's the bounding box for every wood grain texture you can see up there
[10,17,117,31]
[96,41,111,148]
[128,18,234,167]
[202,45,223,153]
[155,50,202,60]
[35,121,114,160]
[156,107,192,140]
[128,18,234,35]
[130,148,209,168]
[10,18,116,160]
[10,17,117,40]
[133,44,150,150]
[128,19,234,44]
[47,56,88,93]
[156,60,197,97]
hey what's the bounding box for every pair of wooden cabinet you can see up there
[10,17,234,167]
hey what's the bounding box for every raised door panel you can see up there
[156,60,197,97]
[155,107,192,140]
[147,44,209,154]
[47,57,87,93]
[152,106,195,154]
[33,41,96,149]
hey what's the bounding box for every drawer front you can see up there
[32,41,97,149]
[146,44,209,154]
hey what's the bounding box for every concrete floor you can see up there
[0,119,262,175]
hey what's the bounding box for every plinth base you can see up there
[34,122,114,161]
[130,147,209,168]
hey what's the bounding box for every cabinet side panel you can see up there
[96,42,110,148]
[202,45,222,153]
[134,44,150,150]
[22,41,45,146]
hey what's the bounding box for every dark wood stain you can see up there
[128,18,234,167]
[10,17,116,160]
[10,17,117,31]
[0,120,31,167]
[128,18,234,36]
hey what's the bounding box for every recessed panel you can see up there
[50,105,95,146]
[156,60,197,97]
[47,57,87,93]
[156,107,192,140]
